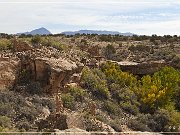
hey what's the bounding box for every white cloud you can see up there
[0,0,180,35]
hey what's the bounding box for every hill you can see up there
[17,27,52,35]
[61,30,135,36]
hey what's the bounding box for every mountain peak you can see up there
[17,27,52,35]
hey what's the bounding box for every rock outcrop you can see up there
[10,43,84,94]
[0,57,20,90]
[113,60,166,75]
[12,38,33,52]
[19,57,83,94]
[1,41,84,94]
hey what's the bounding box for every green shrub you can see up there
[152,109,171,132]
[52,42,67,51]
[128,119,151,132]
[136,108,180,132]
[120,102,139,115]
[16,121,31,131]
[135,66,180,112]
[108,120,122,132]
[135,113,159,132]
[61,93,75,110]
[0,91,54,131]
[0,126,14,132]
[92,68,106,80]
[104,44,116,59]
[103,101,122,115]
[0,103,14,117]
[169,111,180,132]
[110,83,139,105]
[94,83,110,99]
[157,108,180,132]
[81,67,110,99]
[128,44,151,52]
[69,86,86,101]
[41,37,68,51]
[31,35,42,44]
[101,62,137,87]
[0,116,12,128]
[0,39,12,50]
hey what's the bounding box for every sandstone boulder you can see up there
[0,58,19,90]
[115,60,166,75]
[19,56,84,94]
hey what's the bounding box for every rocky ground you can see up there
[0,35,180,134]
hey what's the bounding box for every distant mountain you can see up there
[17,27,52,35]
[61,30,135,36]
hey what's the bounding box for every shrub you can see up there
[52,42,67,51]
[27,82,42,95]
[128,119,151,132]
[92,68,106,80]
[81,67,110,99]
[168,112,180,132]
[31,35,42,44]
[110,83,139,106]
[138,108,180,132]
[103,101,122,115]
[120,102,139,115]
[18,69,32,84]
[0,39,12,50]
[61,93,75,110]
[69,86,87,101]
[0,126,15,132]
[0,116,12,128]
[41,37,68,51]
[135,66,180,111]
[0,103,14,117]
[161,107,180,132]
[101,62,137,88]
[108,120,122,132]
[84,117,103,132]
[41,98,56,112]
[16,121,31,131]
[0,91,54,131]
[104,44,116,59]
[128,44,151,52]
[94,83,110,99]
[152,109,171,132]
[135,113,157,131]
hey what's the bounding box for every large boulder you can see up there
[19,56,84,94]
[36,57,83,93]
[0,57,20,90]
[114,60,166,75]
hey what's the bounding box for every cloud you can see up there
[0,0,180,35]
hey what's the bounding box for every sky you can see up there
[1,0,180,35]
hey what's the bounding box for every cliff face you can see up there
[0,40,84,94]
[19,57,83,94]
